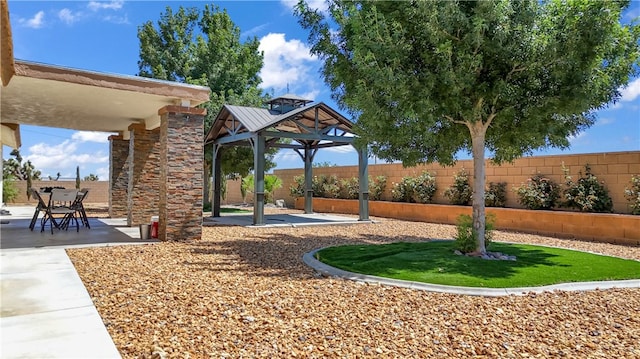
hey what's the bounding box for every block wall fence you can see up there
[224,151,639,214]
[7,180,109,205]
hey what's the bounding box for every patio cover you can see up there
[204,95,370,225]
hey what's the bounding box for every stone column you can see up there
[158,106,205,241]
[108,135,129,218]
[127,124,161,226]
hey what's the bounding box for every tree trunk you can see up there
[470,121,487,255]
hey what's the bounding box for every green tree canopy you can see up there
[297,0,640,253]
[137,4,279,200]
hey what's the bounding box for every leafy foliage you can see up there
[444,169,472,205]
[242,174,283,204]
[484,182,507,207]
[296,0,640,252]
[290,175,306,198]
[369,175,387,201]
[2,175,19,204]
[515,174,560,210]
[391,172,437,203]
[624,175,640,215]
[561,165,613,213]
[455,214,495,254]
[341,177,360,200]
[83,174,99,181]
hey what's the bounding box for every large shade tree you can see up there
[296,0,640,255]
[137,5,278,202]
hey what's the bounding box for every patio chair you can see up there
[44,189,80,234]
[71,188,90,229]
[29,189,48,231]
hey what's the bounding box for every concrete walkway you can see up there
[0,206,154,359]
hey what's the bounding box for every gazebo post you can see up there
[358,146,370,221]
[253,135,266,225]
[304,146,314,214]
[211,144,222,217]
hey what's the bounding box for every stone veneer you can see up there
[158,106,205,241]
[127,124,161,226]
[108,136,129,218]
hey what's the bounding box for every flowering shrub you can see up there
[485,182,507,207]
[289,175,306,198]
[624,175,640,215]
[340,177,360,199]
[369,175,387,201]
[444,168,472,205]
[514,174,559,210]
[561,165,612,213]
[391,172,437,203]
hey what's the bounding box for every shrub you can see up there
[412,172,437,203]
[2,176,19,204]
[454,214,495,253]
[369,175,387,201]
[444,168,472,205]
[561,164,613,213]
[289,175,305,198]
[341,177,360,199]
[514,174,559,210]
[391,176,416,202]
[485,182,507,207]
[624,175,640,215]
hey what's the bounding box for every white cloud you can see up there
[71,131,114,143]
[20,11,45,29]
[620,77,640,102]
[58,9,80,25]
[596,118,614,126]
[88,0,124,11]
[102,14,129,25]
[258,33,317,91]
[324,145,356,154]
[25,140,108,178]
[241,23,270,39]
[95,167,109,180]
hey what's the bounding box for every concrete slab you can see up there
[203,212,375,227]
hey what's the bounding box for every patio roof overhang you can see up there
[0,60,211,143]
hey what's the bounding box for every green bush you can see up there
[444,168,472,205]
[561,164,612,213]
[391,176,416,202]
[369,175,387,201]
[412,172,437,203]
[2,176,19,204]
[514,174,559,210]
[485,182,507,207]
[289,175,305,198]
[341,177,360,199]
[624,175,640,215]
[454,214,495,253]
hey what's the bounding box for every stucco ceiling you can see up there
[1,60,210,137]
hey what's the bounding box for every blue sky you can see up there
[3,0,640,180]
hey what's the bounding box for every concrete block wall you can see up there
[7,180,109,205]
[272,151,640,214]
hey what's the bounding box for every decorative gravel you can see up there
[67,211,640,358]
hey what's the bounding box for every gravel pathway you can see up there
[67,212,640,358]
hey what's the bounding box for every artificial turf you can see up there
[315,241,640,288]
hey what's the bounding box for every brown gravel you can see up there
[67,211,640,358]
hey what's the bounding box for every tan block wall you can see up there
[6,180,109,205]
[274,151,640,214]
[299,198,640,245]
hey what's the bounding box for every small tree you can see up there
[75,166,81,190]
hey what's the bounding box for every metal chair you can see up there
[71,188,90,228]
[29,189,48,231]
[44,189,80,234]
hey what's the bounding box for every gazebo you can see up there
[204,94,370,225]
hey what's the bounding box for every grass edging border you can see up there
[302,246,640,297]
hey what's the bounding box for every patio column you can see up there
[304,146,315,214]
[211,144,222,217]
[127,124,161,227]
[158,106,205,241]
[108,135,129,218]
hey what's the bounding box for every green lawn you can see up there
[315,241,640,288]
[219,207,251,214]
